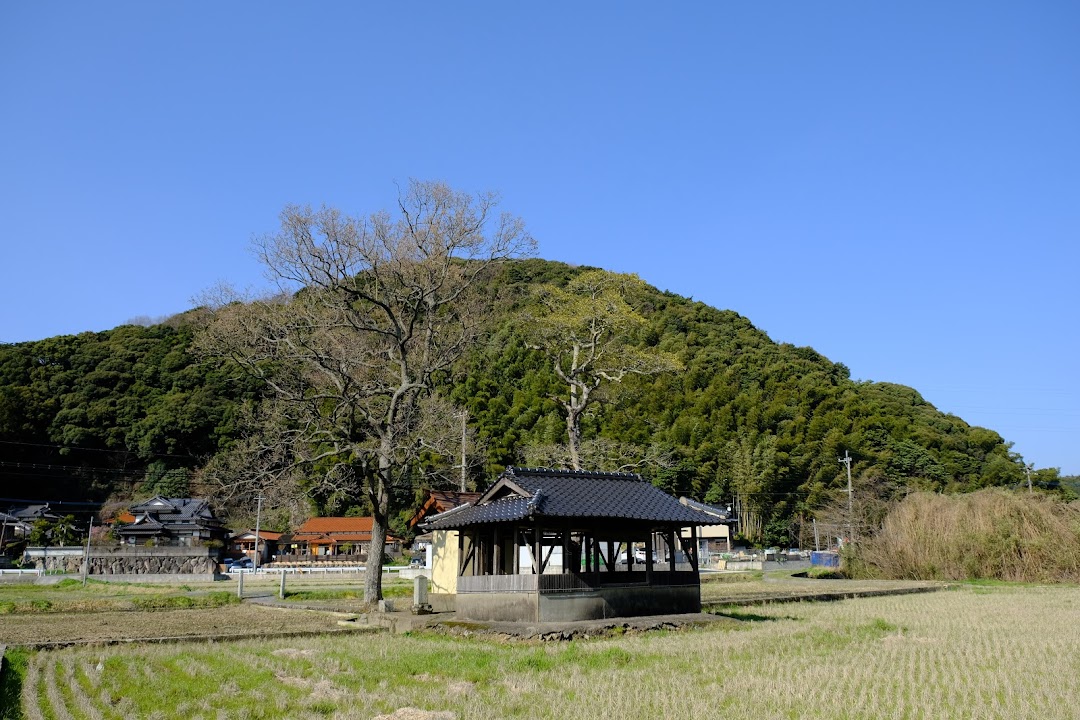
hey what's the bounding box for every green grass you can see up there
[701,570,763,584]
[0,647,28,719]
[130,591,239,611]
[20,582,1078,719]
[283,582,413,602]
[0,580,240,614]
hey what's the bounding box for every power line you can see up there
[0,439,205,461]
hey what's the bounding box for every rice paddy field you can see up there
[5,581,1080,719]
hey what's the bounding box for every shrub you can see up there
[851,489,1080,582]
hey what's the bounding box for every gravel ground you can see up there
[0,603,364,648]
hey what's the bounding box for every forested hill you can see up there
[0,259,1048,541]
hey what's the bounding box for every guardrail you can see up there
[0,569,42,576]
[229,565,411,575]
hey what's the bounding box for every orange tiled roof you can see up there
[305,533,375,544]
[296,516,374,534]
[408,491,482,527]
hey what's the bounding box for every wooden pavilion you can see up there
[421,467,723,622]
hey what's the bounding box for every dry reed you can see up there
[853,488,1080,581]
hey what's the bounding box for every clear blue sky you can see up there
[1,3,1077,474]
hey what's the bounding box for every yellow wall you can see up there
[430,530,460,595]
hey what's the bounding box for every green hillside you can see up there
[0,259,1052,544]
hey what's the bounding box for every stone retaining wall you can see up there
[25,546,218,576]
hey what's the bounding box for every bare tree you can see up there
[814,470,901,548]
[197,181,535,601]
[521,438,677,475]
[522,269,680,470]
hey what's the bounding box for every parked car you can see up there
[409,557,425,569]
[225,557,253,571]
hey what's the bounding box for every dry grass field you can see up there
[5,581,1080,719]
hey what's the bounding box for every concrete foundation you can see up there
[428,592,456,613]
[456,585,701,623]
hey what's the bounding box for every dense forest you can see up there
[0,259,1067,545]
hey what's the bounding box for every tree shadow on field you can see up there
[708,608,801,623]
[0,648,27,719]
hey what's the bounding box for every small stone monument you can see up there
[412,575,432,615]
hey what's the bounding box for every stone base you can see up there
[456,585,701,623]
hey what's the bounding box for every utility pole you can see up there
[839,450,853,544]
[82,515,93,586]
[0,508,8,560]
[253,492,263,572]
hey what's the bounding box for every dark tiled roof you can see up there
[128,497,218,523]
[118,496,224,536]
[679,497,736,522]
[423,467,720,530]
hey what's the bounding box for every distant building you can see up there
[408,490,482,574]
[0,512,32,561]
[679,497,737,559]
[0,512,32,539]
[228,529,282,563]
[10,504,61,523]
[115,497,228,547]
[276,516,401,563]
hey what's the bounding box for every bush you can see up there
[851,489,1080,582]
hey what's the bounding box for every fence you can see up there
[230,565,408,575]
[457,570,701,594]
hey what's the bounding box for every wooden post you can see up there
[668,530,677,573]
[645,531,654,584]
[279,569,286,599]
[533,524,542,575]
[690,526,699,573]
[493,526,501,575]
[513,526,521,575]
[562,526,570,574]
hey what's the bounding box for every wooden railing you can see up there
[457,570,699,594]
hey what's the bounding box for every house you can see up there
[228,529,282,564]
[0,511,33,562]
[10,504,61,523]
[0,511,33,540]
[115,497,228,547]
[409,490,482,529]
[276,516,401,563]
[420,466,724,622]
[408,490,481,573]
[679,497,737,560]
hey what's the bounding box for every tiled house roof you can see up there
[295,516,373,536]
[408,490,482,528]
[423,467,722,531]
[230,529,283,542]
[116,496,226,542]
[678,497,736,522]
[286,517,397,544]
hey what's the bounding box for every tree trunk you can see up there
[566,409,582,471]
[364,454,392,603]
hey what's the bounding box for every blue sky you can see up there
[1,3,1077,474]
